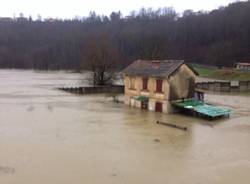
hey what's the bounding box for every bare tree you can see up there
[82,33,120,86]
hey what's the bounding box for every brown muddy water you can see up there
[0,70,250,184]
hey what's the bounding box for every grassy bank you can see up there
[193,65,250,81]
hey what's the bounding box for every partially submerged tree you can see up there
[82,33,120,86]
[105,92,121,103]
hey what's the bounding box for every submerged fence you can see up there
[196,81,250,92]
[58,85,124,94]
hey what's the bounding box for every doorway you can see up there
[141,101,148,110]
[155,102,163,112]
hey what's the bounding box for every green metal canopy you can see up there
[136,96,149,102]
[194,104,231,118]
[172,99,231,118]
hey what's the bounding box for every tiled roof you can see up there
[123,60,197,78]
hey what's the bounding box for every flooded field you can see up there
[0,70,250,184]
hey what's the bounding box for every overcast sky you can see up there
[0,0,237,19]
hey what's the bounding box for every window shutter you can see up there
[142,78,148,90]
[156,79,163,93]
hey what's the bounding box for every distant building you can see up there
[123,60,198,113]
[235,62,250,71]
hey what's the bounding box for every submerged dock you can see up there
[172,99,231,120]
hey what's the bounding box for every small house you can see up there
[123,60,198,113]
[235,62,250,71]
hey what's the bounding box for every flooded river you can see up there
[0,70,250,184]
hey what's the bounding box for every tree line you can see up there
[0,0,249,70]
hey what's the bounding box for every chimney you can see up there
[152,61,160,69]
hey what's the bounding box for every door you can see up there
[155,102,163,112]
[141,101,148,110]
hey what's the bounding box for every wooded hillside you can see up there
[0,1,249,70]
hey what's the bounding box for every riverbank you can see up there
[194,65,250,81]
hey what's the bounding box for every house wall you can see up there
[124,75,173,113]
[124,64,196,113]
[168,64,196,100]
[124,75,170,99]
[148,99,173,113]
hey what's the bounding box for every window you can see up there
[156,79,163,93]
[129,77,136,89]
[142,77,148,90]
